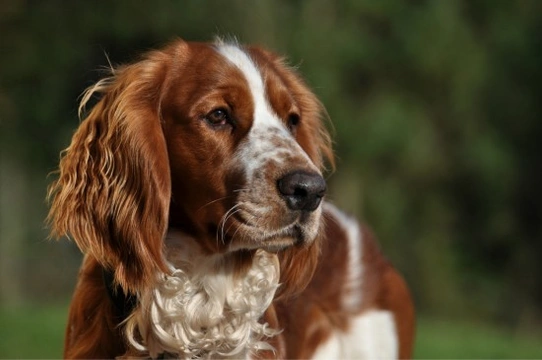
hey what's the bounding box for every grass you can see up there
[0,304,67,359]
[415,317,542,358]
[0,304,541,358]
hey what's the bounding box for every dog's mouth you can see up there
[223,212,317,253]
[258,226,306,253]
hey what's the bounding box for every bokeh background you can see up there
[1,0,541,358]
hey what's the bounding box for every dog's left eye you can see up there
[205,109,230,127]
[287,113,300,133]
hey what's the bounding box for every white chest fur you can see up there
[311,310,398,360]
[125,232,280,359]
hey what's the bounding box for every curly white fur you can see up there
[124,233,280,359]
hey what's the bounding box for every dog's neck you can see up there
[124,230,280,359]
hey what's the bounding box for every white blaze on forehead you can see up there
[216,43,279,129]
[216,43,316,177]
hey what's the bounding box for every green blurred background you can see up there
[1,0,541,358]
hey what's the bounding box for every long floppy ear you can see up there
[47,51,172,294]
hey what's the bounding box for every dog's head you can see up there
[48,39,333,295]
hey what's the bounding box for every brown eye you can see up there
[205,109,230,127]
[287,113,300,133]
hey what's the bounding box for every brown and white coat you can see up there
[48,38,415,359]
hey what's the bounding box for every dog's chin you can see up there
[227,223,316,253]
[260,233,302,253]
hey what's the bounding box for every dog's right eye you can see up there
[205,109,231,128]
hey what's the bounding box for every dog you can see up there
[48,38,415,359]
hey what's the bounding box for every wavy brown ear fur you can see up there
[47,50,172,294]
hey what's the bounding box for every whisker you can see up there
[217,204,242,246]
[221,208,244,244]
[230,210,258,242]
[195,195,233,214]
[220,207,240,243]
[196,188,251,215]
[233,188,251,193]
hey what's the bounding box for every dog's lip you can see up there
[259,238,297,253]
[230,207,300,235]
[225,220,306,252]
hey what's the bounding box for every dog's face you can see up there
[161,41,331,253]
[48,39,333,292]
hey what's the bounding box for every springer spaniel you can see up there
[48,38,415,359]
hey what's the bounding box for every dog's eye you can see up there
[287,113,300,133]
[205,109,230,127]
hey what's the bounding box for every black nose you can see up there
[277,171,326,212]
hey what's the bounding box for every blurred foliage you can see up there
[1,0,541,350]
